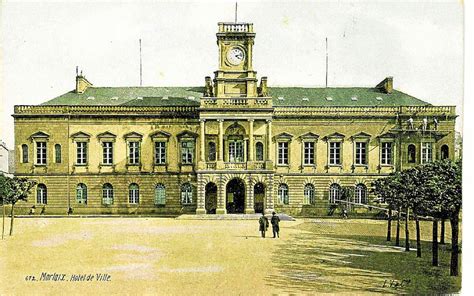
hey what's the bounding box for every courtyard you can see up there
[0,217,461,295]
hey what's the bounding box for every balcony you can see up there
[224,162,247,170]
[218,22,253,33]
[200,97,272,109]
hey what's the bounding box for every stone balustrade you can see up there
[218,22,253,33]
[200,97,272,109]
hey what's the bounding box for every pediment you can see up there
[177,130,198,139]
[377,132,396,139]
[324,132,345,140]
[275,132,294,139]
[97,131,117,138]
[70,131,91,138]
[30,131,50,139]
[351,132,371,139]
[150,131,171,139]
[123,132,143,139]
[300,132,319,139]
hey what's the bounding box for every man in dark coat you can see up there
[271,212,281,238]
[258,213,269,238]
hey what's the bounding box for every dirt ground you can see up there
[0,217,459,295]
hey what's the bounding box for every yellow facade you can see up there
[13,22,456,216]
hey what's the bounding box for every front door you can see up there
[226,178,245,213]
[205,183,217,214]
[254,183,265,213]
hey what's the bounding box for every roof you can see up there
[270,87,429,106]
[41,86,430,107]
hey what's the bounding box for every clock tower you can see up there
[210,22,262,98]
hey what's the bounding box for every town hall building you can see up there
[13,22,456,216]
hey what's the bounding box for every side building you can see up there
[13,22,456,216]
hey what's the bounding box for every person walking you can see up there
[271,212,280,238]
[258,212,269,238]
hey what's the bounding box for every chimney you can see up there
[75,70,93,94]
[376,76,393,94]
[258,76,268,97]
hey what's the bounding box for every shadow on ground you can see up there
[266,220,461,295]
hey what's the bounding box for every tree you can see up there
[422,160,462,276]
[372,174,400,242]
[2,177,36,236]
[0,174,12,239]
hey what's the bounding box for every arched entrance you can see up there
[205,182,217,214]
[226,178,245,213]
[254,183,265,213]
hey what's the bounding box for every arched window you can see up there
[129,183,139,204]
[76,183,87,204]
[354,184,367,204]
[36,184,47,204]
[256,142,264,161]
[155,184,166,205]
[21,144,29,163]
[102,183,113,205]
[441,145,449,160]
[55,144,62,163]
[329,183,341,204]
[408,144,416,163]
[208,142,216,161]
[304,184,315,205]
[278,184,289,205]
[181,183,193,204]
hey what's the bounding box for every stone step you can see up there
[176,213,295,221]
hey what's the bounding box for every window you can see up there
[304,184,315,205]
[36,142,47,165]
[278,184,289,204]
[181,183,193,204]
[36,184,47,204]
[329,142,341,165]
[76,183,87,204]
[441,145,449,160]
[329,183,341,203]
[278,142,289,165]
[155,184,166,205]
[102,142,113,165]
[256,142,264,161]
[128,141,140,165]
[229,140,244,162]
[76,142,87,165]
[21,144,28,163]
[354,184,367,204]
[129,183,139,204]
[408,144,416,163]
[421,142,433,163]
[181,141,194,164]
[381,142,393,165]
[208,142,216,161]
[303,142,315,165]
[355,142,367,165]
[55,144,61,163]
[102,183,114,205]
[154,141,166,164]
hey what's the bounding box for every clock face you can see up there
[226,47,245,66]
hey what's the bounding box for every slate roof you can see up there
[41,86,430,107]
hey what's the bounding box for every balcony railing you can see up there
[200,97,273,109]
[218,22,253,33]
[224,162,246,169]
[206,162,216,170]
[254,162,265,170]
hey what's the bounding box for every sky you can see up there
[0,0,464,148]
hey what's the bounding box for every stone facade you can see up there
[13,22,457,216]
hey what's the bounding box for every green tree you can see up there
[1,177,36,236]
[422,160,462,276]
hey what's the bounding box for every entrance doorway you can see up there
[254,183,265,213]
[205,182,217,214]
[226,178,245,213]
